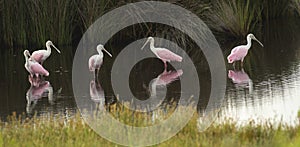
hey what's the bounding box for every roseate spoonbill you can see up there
[228,69,253,93]
[90,80,105,111]
[88,44,112,78]
[31,40,61,64]
[24,50,49,77]
[141,37,183,69]
[227,34,264,66]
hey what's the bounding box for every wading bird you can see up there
[141,37,182,69]
[88,44,112,78]
[24,50,49,77]
[227,34,264,66]
[31,40,61,64]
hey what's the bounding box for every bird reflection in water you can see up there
[26,76,59,114]
[148,69,183,123]
[228,69,253,93]
[90,79,105,112]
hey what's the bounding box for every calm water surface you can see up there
[0,19,300,127]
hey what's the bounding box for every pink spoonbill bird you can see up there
[227,34,264,66]
[141,37,183,69]
[88,44,112,78]
[31,40,61,64]
[24,50,49,77]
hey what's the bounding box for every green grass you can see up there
[1,108,300,147]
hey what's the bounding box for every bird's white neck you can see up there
[246,36,252,49]
[24,54,29,62]
[149,39,156,51]
[46,44,52,53]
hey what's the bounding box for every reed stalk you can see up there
[207,0,262,38]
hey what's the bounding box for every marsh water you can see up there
[1,19,300,127]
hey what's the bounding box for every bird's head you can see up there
[247,33,264,47]
[46,40,61,53]
[97,44,112,57]
[147,37,154,42]
[23,50,31,58]
[141,36,154,50]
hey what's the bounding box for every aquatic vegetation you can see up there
[26,0,76,46]
[262,0,291,19]
[291,0,300,16]
[1,110,300,146]
[1,0,28,47]
[207,0,262,38]
[0,0,299,47]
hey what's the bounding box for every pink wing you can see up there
[89,57,96,71]
[31,52,44,63]
[30,63,49,76]
[156,49,182,62]
[227,46,248,63]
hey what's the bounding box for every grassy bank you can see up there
[1,110,300,147]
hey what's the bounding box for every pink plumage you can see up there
[31,53,44,63]
[142,37,183,69]
[30,60,49,76]
[31,40,61,64]
[227,34,264,65]
[227,46,248,63]
[24,50,49,77]
[156,49,183,63]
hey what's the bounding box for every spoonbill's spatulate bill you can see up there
[88,44,112,77]
[31,40,61,64]
[24,50,49,77]
[141,37,183,69]
[227,34,264,65]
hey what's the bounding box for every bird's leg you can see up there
[94,70,97,79]
[164,62,167,71]
[233,62,236,70]
[95,69,99,80]
[241,60,244,68]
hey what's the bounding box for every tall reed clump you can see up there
[207,0,263,38]
[262,0,291,19]
[1,0,29,48]
[26,0,77,46]
[291,0,300,16]
[76,0,115,31]
[0,0,2,47]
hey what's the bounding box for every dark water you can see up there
[1,18,300,126]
